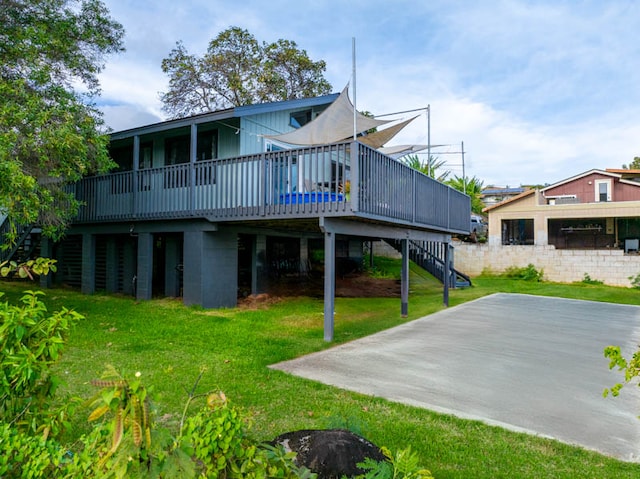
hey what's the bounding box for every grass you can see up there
[2,265,640,478]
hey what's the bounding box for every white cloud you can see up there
[96,0,640,188]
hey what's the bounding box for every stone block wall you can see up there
[453,242,640,287]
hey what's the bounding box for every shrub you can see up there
[580,273,603,285]
[502,264,544,282]
[0,422,66,478]
[603,345,640,398]
[0,287,310,478]
[73,368,313,478]
[357,445,434,479]
[0,290,83,438]
[629,273,640,289]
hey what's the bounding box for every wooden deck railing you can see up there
[71,142,470,234]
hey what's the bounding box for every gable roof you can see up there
[541,168,640,192]
[110,93,340,140]
[483,188,536,213]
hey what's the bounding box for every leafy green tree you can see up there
[447,175,485,214]
[260,39,332,102]
[160,26,332,118]
[0,290,83,438]
[402,154,451,182]
[622,157,640,169]
[0,0,124,240]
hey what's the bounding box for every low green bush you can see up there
[502,264,544,282]
[580,273,603,285]
[357,446,434,479]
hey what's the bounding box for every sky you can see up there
[96,0,640,187]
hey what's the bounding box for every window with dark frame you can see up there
[196,129,218,185]
[290,109,312,128]
[108,143,133,194]
[501,219,534,245]
[109,143,133,171]
[197,129,218,161]
[165,135,190,165]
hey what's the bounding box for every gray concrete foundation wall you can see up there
[183,230,238,308]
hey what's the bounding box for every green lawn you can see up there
[2,267,640,478]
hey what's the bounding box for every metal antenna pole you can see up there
[352,37,357,141]
[427,105,431,173]
[461,141,466,192]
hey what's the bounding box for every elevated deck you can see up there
[71,141,470,236]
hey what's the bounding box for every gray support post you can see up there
[323,230,336,342]
[81,233,96,294]
[132,135,140,218]
[349,141,359,212]
[105,236,119,293]
[183,230,237,308]
[136,232,154,301]
[443,241,450,307]
[401,238,409,317]
[39,236,53,289]
[165,234,181,297]
[190,123,197,215]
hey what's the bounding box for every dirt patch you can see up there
[238,273,400,308]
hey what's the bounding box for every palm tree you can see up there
[402,154,451,182]
[447,175,485,214]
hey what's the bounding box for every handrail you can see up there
[384,238,471,288]
[70,142,470,234]
[0,218,34,263]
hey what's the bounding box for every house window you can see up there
[265,140,287,152]
[197,130,218,161]
[109,143,133,171]
[165,135,190,165]
[595,179,611,202]
[501,219,534,245]
[140,142,153,169]
[290,109,312,128]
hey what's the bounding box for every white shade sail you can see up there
[264,86,391,146]
[378,144,429,159]
[358,116,419,149]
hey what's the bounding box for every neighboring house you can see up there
[485,169,640,249]
[481,186,528,208]
[2,89,470,340]
[454,168,640,286]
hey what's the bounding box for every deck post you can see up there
[443,241,450,307]
[323,230,336,342]
[401,238,409,317]
[349,142,359,212]
[132,135,139,219]
[189,123,197,215]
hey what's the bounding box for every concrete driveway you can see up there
[270,293,640,461]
